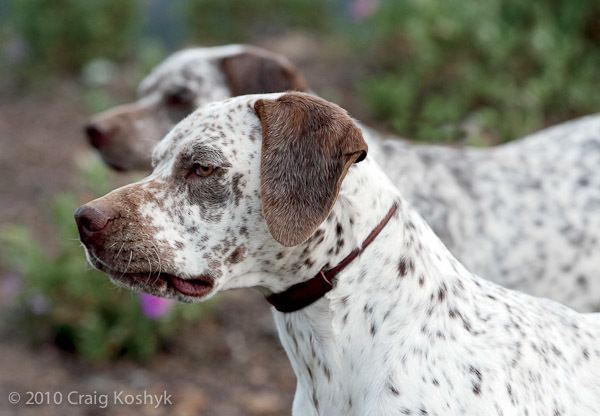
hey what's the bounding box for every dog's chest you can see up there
[273,305,457,415]
[272,292,451,415]
[273,304,353,415]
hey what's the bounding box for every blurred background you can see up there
[0,0,599,414]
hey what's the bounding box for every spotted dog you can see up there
[86,45,600,312]
[76,93,600,415]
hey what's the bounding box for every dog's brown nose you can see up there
[84,122,113,149]
[74,205,113,238]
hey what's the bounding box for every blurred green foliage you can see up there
[354,0,600,143]
[7,0,600,144]
[183,0,334,42]
[8,0,140,73]
[0,160,211,362]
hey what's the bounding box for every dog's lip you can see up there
[168,274,214,297]
[86,249,215,298]
[109,271,214,298]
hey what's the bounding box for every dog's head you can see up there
[84,45,309,171]
[76,93,367,301]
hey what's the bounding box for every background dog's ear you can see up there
[220,49,309,96]
[254,93,368,247]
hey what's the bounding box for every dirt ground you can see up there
[0,289,295,416]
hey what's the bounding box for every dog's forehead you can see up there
[138,45,246,95]
[152,93,284,169]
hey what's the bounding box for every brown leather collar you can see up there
[266,202,399,313]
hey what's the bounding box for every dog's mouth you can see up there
[105,160,127,172]
[86,251,214,299]
[97,152,145,173]
[168,274,214,297]
[109,272,214,298]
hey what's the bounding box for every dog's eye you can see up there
[165,87,193,107]
[191,163,215,178]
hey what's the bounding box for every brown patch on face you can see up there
[220,48,309,96]
[76,181,175,276]
[254,92,368,247]
[170,144,233,220]
[227,245,247,264]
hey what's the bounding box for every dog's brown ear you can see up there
[254,93,367,247]
[220,49,309,96]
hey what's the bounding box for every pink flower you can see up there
[139,294,173,320]
[350,0,380,21]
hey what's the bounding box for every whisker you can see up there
[120,251,133,279]
[151,241,163,285]
[114,242,125,262]
[146,250,153,285]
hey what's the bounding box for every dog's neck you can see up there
[271,157,480,415]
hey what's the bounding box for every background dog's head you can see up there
[76,92,366,301]
[84,45,309,171]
